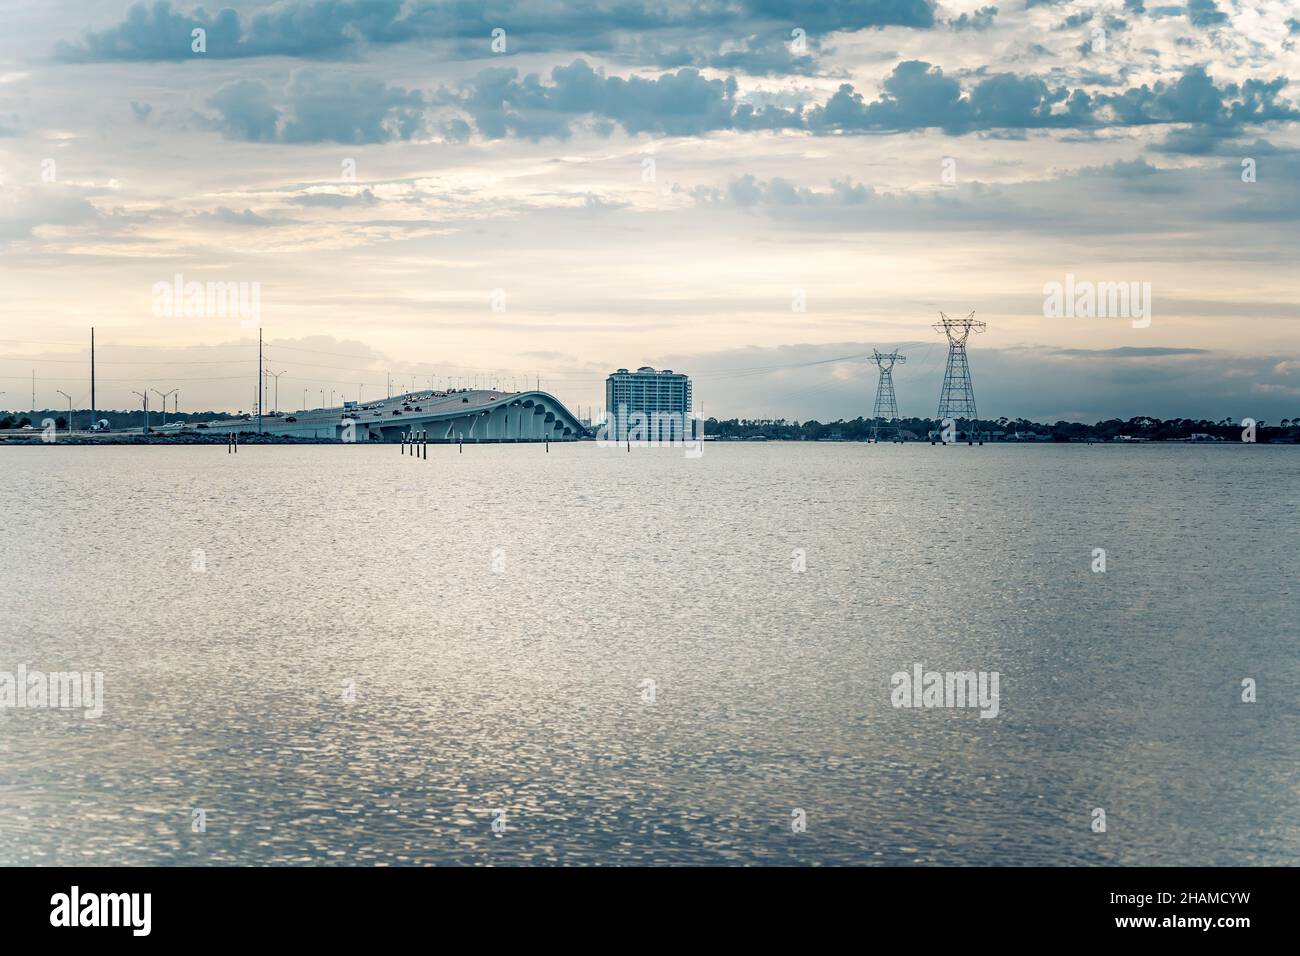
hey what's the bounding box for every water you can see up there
[0,442,1295,866]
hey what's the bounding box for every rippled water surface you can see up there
[0,442,1296,865]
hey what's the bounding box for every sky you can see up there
[0,0,1297,422]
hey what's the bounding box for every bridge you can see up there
[198,389,588,442]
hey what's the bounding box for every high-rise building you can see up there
[605,367,692,441]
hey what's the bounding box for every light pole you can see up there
[265,369,286,414]
[153,389,176,428]
[132,390,149,434]
[56,390,71,433]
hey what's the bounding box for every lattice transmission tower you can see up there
[934,311,985,433]
[869,349,905,441]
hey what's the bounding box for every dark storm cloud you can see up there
[53,0,936,63]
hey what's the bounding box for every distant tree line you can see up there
[704,415,1300,443]
[0,410,224,430]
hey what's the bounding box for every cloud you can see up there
[742,0,935,30]
[635,28,821,77]
[288,189,379,208]
[1185,0,1228,28]
[949,6,998,31]
[54,0,937,65]
[55,0,405,62]
[678,150,1300,238]
[1050,347,1210,357]
[205,79,280,142]
[166,50,1297,175]
[203,71,424,144]
[804,62,1298,139]
[443,59,801,140]
[653,342,1300,423]
[806,62,1072,134]
[0,186,102,245]
[281,71,424,143]
[194,207,278,227]
[1056,11,1094,30]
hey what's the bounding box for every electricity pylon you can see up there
[870,349,905,441]
[934,311,985,436]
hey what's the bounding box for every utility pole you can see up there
[90,327,96,432]
[257,327,263,434]
[265,369,286,414]
[303,388,307,412]
[31,369,35,412]
[934,311,985,439]
[132,390,149,435]
[869,350,906,442]
[57,389,71,433]
[153,389,176,427]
